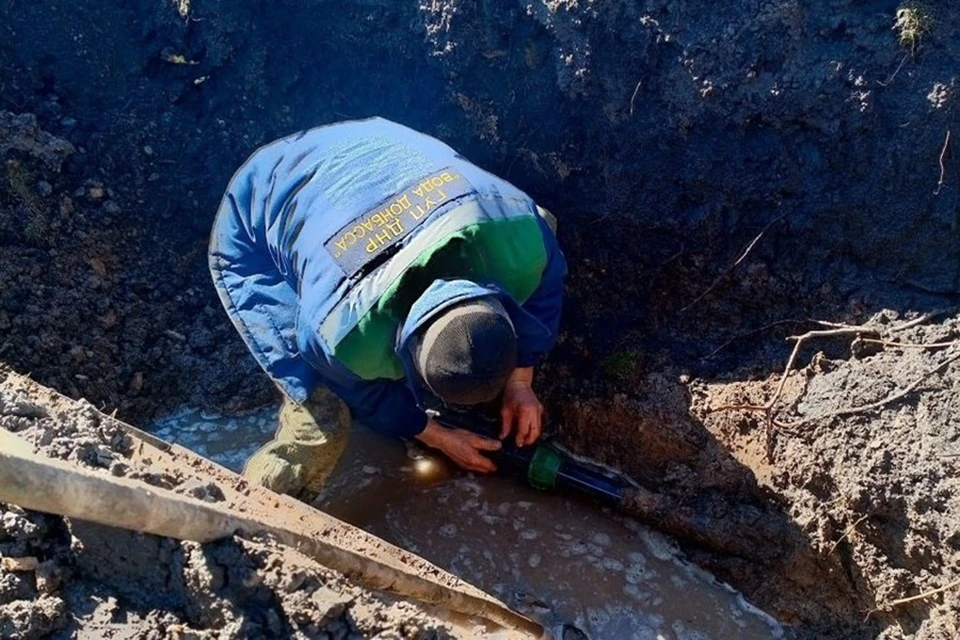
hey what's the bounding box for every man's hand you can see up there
[500,367,543,447]
[416,418,501,473]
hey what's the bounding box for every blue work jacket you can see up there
[209,118,566,439]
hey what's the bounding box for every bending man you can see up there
[209,117,566,500]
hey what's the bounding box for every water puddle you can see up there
[152,407,782,639]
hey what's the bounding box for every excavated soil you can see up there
[693,312,960,639]
[0,367,505,640]
[2,1,960,638]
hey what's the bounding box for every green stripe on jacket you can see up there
[332,215,547,380]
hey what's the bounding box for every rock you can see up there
[310,587,353,625]
[1,508,39,541]
[0,556,39,572]
[109,461,130,477]
[94,445,115,466]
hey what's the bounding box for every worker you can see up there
[208,117,567,501]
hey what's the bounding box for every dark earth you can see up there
[1,1,959,638]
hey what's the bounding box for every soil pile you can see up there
[550,310,960,638]
[0,367,486,639]
[694,311,960,639]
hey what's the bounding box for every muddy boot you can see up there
[242,387,351,503]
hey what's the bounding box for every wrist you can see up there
[415,418,448,448]
[506,366,535,388]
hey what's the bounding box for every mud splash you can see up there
[152,408,783,639]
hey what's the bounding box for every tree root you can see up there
[706,310,955,460]
[779,349,960,429]
[828,513,870,555]
[862,338,958,349]
[867,577,960,619]
[681,213,786,313]
[934,129,951,196]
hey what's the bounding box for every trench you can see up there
[3,1,960,636]
[152,407,783,639]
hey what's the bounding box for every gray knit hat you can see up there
[411,298,518,406]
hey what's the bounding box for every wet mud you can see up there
[693,312,960,640]
[154,406,783,639]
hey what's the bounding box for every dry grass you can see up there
[894,4,932,53]
[5,160,48,244]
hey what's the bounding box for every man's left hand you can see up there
[500,367,543,447]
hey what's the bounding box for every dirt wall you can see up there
[2,0,957,415]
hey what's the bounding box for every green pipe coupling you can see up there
[527,444,563,490]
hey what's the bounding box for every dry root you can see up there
[867,577,960,619]
[706,310,957,459]
[828,513,870,556]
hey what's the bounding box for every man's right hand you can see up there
[416,418,501,473]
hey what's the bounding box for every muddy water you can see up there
[152,407,782,639]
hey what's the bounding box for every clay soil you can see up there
[2,1,960,638]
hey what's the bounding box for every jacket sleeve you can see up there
[209,186,318,404]
[298,332,428,439]
[516,216,567,367]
